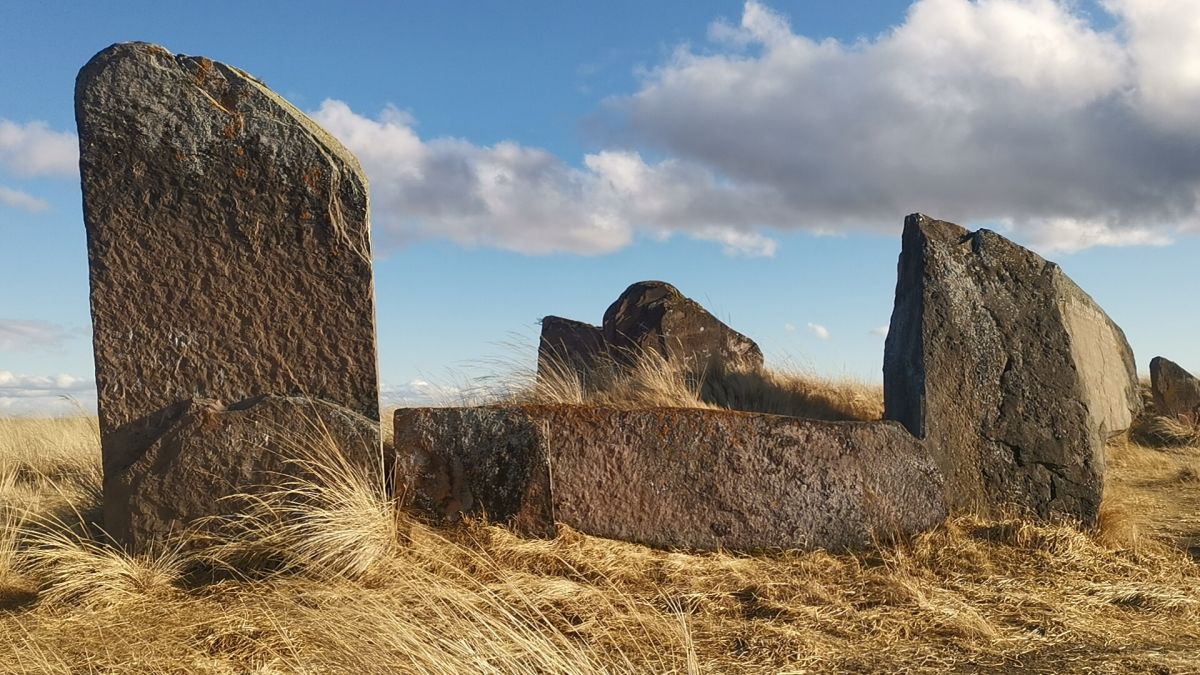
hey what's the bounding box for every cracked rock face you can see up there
[884,214,1139,524]
[76,42,380,547]
[538,281,763,386]
[395,405,946,552]
[1150,357,1200,419]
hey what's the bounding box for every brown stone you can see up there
[884,214,1139,525]
[536,316,607,386]
[602,281,763,371]
[1150,357,1200,418]
[108,396,383,550]
[76,43,380,546]
[395,405,946,551]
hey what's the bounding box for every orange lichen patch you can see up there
[302,167,323,190]
[222,116,244,139]
[234,167,248,180]
[174,150,186,163]
[192,57,213,87]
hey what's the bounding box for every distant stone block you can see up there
[1150,356,1200,419]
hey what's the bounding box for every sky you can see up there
[2,0,1199,414]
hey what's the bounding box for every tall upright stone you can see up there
[884,214,1139,525]
[76,43,380,547]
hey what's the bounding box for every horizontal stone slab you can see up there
[107,396,382,550]
[394,405,945,551]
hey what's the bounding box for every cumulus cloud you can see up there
[0,119,78,177]
[0,185,48,212]
[0,371,96,416]
[0,319,74,352]
[806,322,831,340]
[311,100,778,256]
[607,0,1200,253]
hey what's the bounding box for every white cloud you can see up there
[806,322,831,340]
[311,100,778,257]
[870,325,890,338]
[0,185,49,212]
[784,322,797,333]
[0,319,73,352]
[604,0,1200,254]
[0,370,96,416]
[380,379,465,407]
[0,119,78,177]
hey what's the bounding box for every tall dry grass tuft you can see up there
[16,519,186,609]
[1134,414,1200,448]
[201,421,405,582]
[515,347,882,421]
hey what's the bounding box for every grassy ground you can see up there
[2,373,1200,673]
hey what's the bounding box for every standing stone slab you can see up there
[884,214,1139,525]
[1150,357,1200,418]
[76,43,380,545]
[395,405,946,551]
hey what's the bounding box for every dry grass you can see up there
[510,348,883,421]
[2,388,1200,672]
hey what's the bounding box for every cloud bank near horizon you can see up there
[4,0,1200,256]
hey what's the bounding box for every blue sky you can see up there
[2,0,1198,413]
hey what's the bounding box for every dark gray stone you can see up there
[1150,357,1200,418]
[602,281,763,371]
[395,405,946,552]
[536,316,607,386]
[884,214,1139,525]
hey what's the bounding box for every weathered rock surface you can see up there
[1150,357,1200,418]
[538,281,763,385]
[108,396,383,550]
[536,316,608,385]
[395,405,945,551]
[76,42,380,546]
[884,214,1139,524]
[603,281,763,370]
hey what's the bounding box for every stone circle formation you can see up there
[78,42,1169,553]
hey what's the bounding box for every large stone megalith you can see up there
[884,214,1139,525]
[76,43,380,548]
[396,405,946,551]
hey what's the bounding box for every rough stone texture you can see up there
[884,214,1140,525]
[536,316,607,385]
[76,42,380,547]
[602,281,763,371]
[395,405,946,551]
[108,396,383,550]
[1150,357,1200,418]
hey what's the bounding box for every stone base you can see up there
[106,396,382,551]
